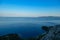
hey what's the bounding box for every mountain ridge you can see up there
[0,16,60,21]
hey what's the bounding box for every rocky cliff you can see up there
[0,34,22,40]
[40,25,60,40]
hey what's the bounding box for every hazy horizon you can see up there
[0,16,60,17]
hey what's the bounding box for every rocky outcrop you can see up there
[0,34,22,40]
[40,25,60,40]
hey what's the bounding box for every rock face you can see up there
[0,34,21,40]
[41,25,60,40]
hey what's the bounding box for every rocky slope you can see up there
[0,34,22,40]
[40,25,60,40]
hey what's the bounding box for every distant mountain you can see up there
[0,16,60,21]
[37,16,60,20]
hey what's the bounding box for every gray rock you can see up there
[41,25,60,40]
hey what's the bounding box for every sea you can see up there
[0,17,60,38]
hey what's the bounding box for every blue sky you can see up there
[0,0,60,17]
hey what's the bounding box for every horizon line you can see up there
[0,16,60,17]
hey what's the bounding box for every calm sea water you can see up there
[0,20,60,38]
